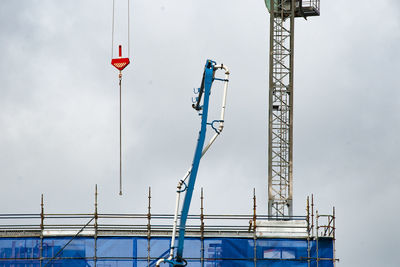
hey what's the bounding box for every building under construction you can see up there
[0,0,337,266]
[0,190,335,266]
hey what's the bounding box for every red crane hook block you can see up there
[111,45,130,71]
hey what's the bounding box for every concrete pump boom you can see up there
[156,59,230,266]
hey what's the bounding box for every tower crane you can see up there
[265,0,320,217]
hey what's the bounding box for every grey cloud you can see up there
[1,0,399,266]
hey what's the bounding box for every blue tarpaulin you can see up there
[0,236,334,266]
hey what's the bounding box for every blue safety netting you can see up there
[0,236,334,266]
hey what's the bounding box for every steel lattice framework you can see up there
[267,0,320,217]
[268,0,295,217]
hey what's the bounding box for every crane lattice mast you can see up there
[267,0,320,217]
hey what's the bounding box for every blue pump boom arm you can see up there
[155,59,230,267]
[175,60,215,264]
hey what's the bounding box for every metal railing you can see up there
[0,213,310,237]
[0,192,337,266]
[302,0,320,9]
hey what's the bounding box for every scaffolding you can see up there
[0,189,337,266]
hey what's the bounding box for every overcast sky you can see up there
[1,0,400,266]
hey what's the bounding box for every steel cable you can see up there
[128,0,130,58]
[111,0,115,59]
[119,75,122,195]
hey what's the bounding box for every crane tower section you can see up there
[267,0,320,217]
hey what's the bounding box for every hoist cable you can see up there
[119,75,123,195]
[111,0,130,196]
[111,0,130,58]
[111,0,115,59]
[128,0,130,58]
